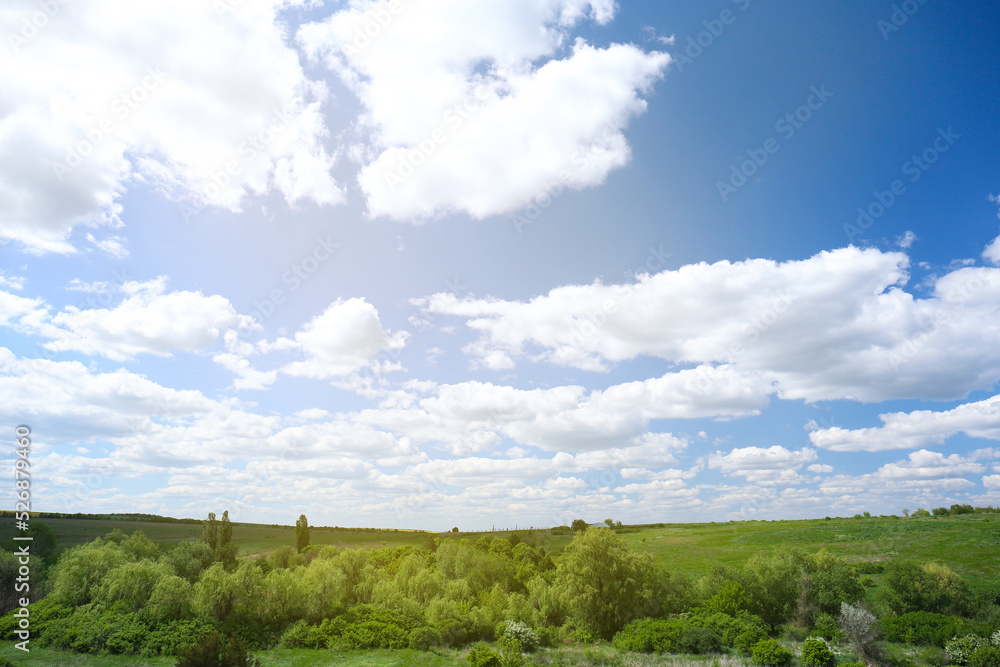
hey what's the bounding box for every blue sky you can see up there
[1,0,999,530]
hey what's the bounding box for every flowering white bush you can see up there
[500,620,539,652]
[946,634,988,665]
[993,630,1000,648]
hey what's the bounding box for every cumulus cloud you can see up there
[280,298,408,379]
[708,446,817,484]
[298,0,669,220]
[423,246,1000,402]
[984,230,1000,265]
[0,0,342,254]
[875,449,985,481]
[809,393,1000,452]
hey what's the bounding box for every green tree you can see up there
[553,527,653,638]
[218,510,238,567]
[295,514,310,553]
[27,521,58,563]
[202,512,219,551]
[570,519,589,533]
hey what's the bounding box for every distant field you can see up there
[0,514,437,557]
[4,513,998,588]
[458,514,1000,587]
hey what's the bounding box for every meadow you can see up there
[2,512,999,666]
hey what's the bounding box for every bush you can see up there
[881,611,991,648]
[409,626,443,650]
[948,636,990,665]
[919,646,948,667]
[839,602,882,664]
[734,628,768,654]
[175,631,263,667]
[467,641,502,667]
[0,658,14,667]
[612,618,686,653]
[677,625,722,654]
[802,637,836,667]
[140,619,216,657]
[498,620,539,652]
[969,646,1000,667]
[812,612,839,641]
[751,639,793,666]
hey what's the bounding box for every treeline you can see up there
[1,526,999,663]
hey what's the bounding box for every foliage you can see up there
[751,639,793,666]
[467,641,502,667]
[948,635,991,665]
[612,618,685,653]
[201,513,219,552]
[839,602,882,665]
[175,631,263,667]
[499,620,539,652]
[811,612,839,641]
[968,646,1000,667]
[801,636,836,667]
[408,625,443,650]
[878,560,967,616]
[552,528,653,638]
[570,520,589,533]
[880,611,991,647]
[296,514,310,553]
[804,550,866,616]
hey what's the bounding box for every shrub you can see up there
[175,631,263,667]
[839,602,882,665]
[918,646,948,667]
[969,646,1000,667]
[948,636,990,665]
[734,628,768,655]
[467,641,502,667]
[612,618,686,653]
[751,639,793,666]
[802,637,836,667]
[677,625,722,654]
[993,630,1000,647]
[140,619,216,657]
[499,620,539,652]
[0,658,14,667]
[409,626,443,650]
[812,612,839,641]
[881,611,991,648]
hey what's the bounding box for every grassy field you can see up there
[0,515,437,557]
[461,514,1000,587]
[4,512,999,582]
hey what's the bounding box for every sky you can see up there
[1,0,999,531]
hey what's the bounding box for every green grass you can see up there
[0,516,437,559]
[456,514,1000,587]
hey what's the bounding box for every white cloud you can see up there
[281,298,408,379]
[298,0,669,220]
[707,446,817,484]
[0,0,342,254]
[875,449,984,481]
[807,464,834,473]
[423,246,1000,402]
[39,277,245,361]
[810,393,1000,452]
[983,475,1000,490]
[984,230,1000,265]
